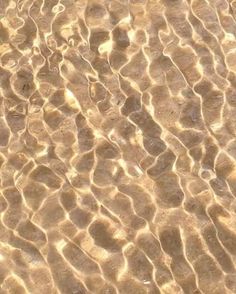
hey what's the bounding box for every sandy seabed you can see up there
[0,0,236,293]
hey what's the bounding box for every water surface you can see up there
[0,0,236,293]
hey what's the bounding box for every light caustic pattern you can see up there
[1,0,236,293]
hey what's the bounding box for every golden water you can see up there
[1,0,236,293]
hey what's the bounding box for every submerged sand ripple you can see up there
[1,0,236,293]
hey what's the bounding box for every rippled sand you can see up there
[1,0,236,293]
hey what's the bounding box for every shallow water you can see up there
[1,0,236,293]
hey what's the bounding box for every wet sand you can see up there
[1,0,236,293]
